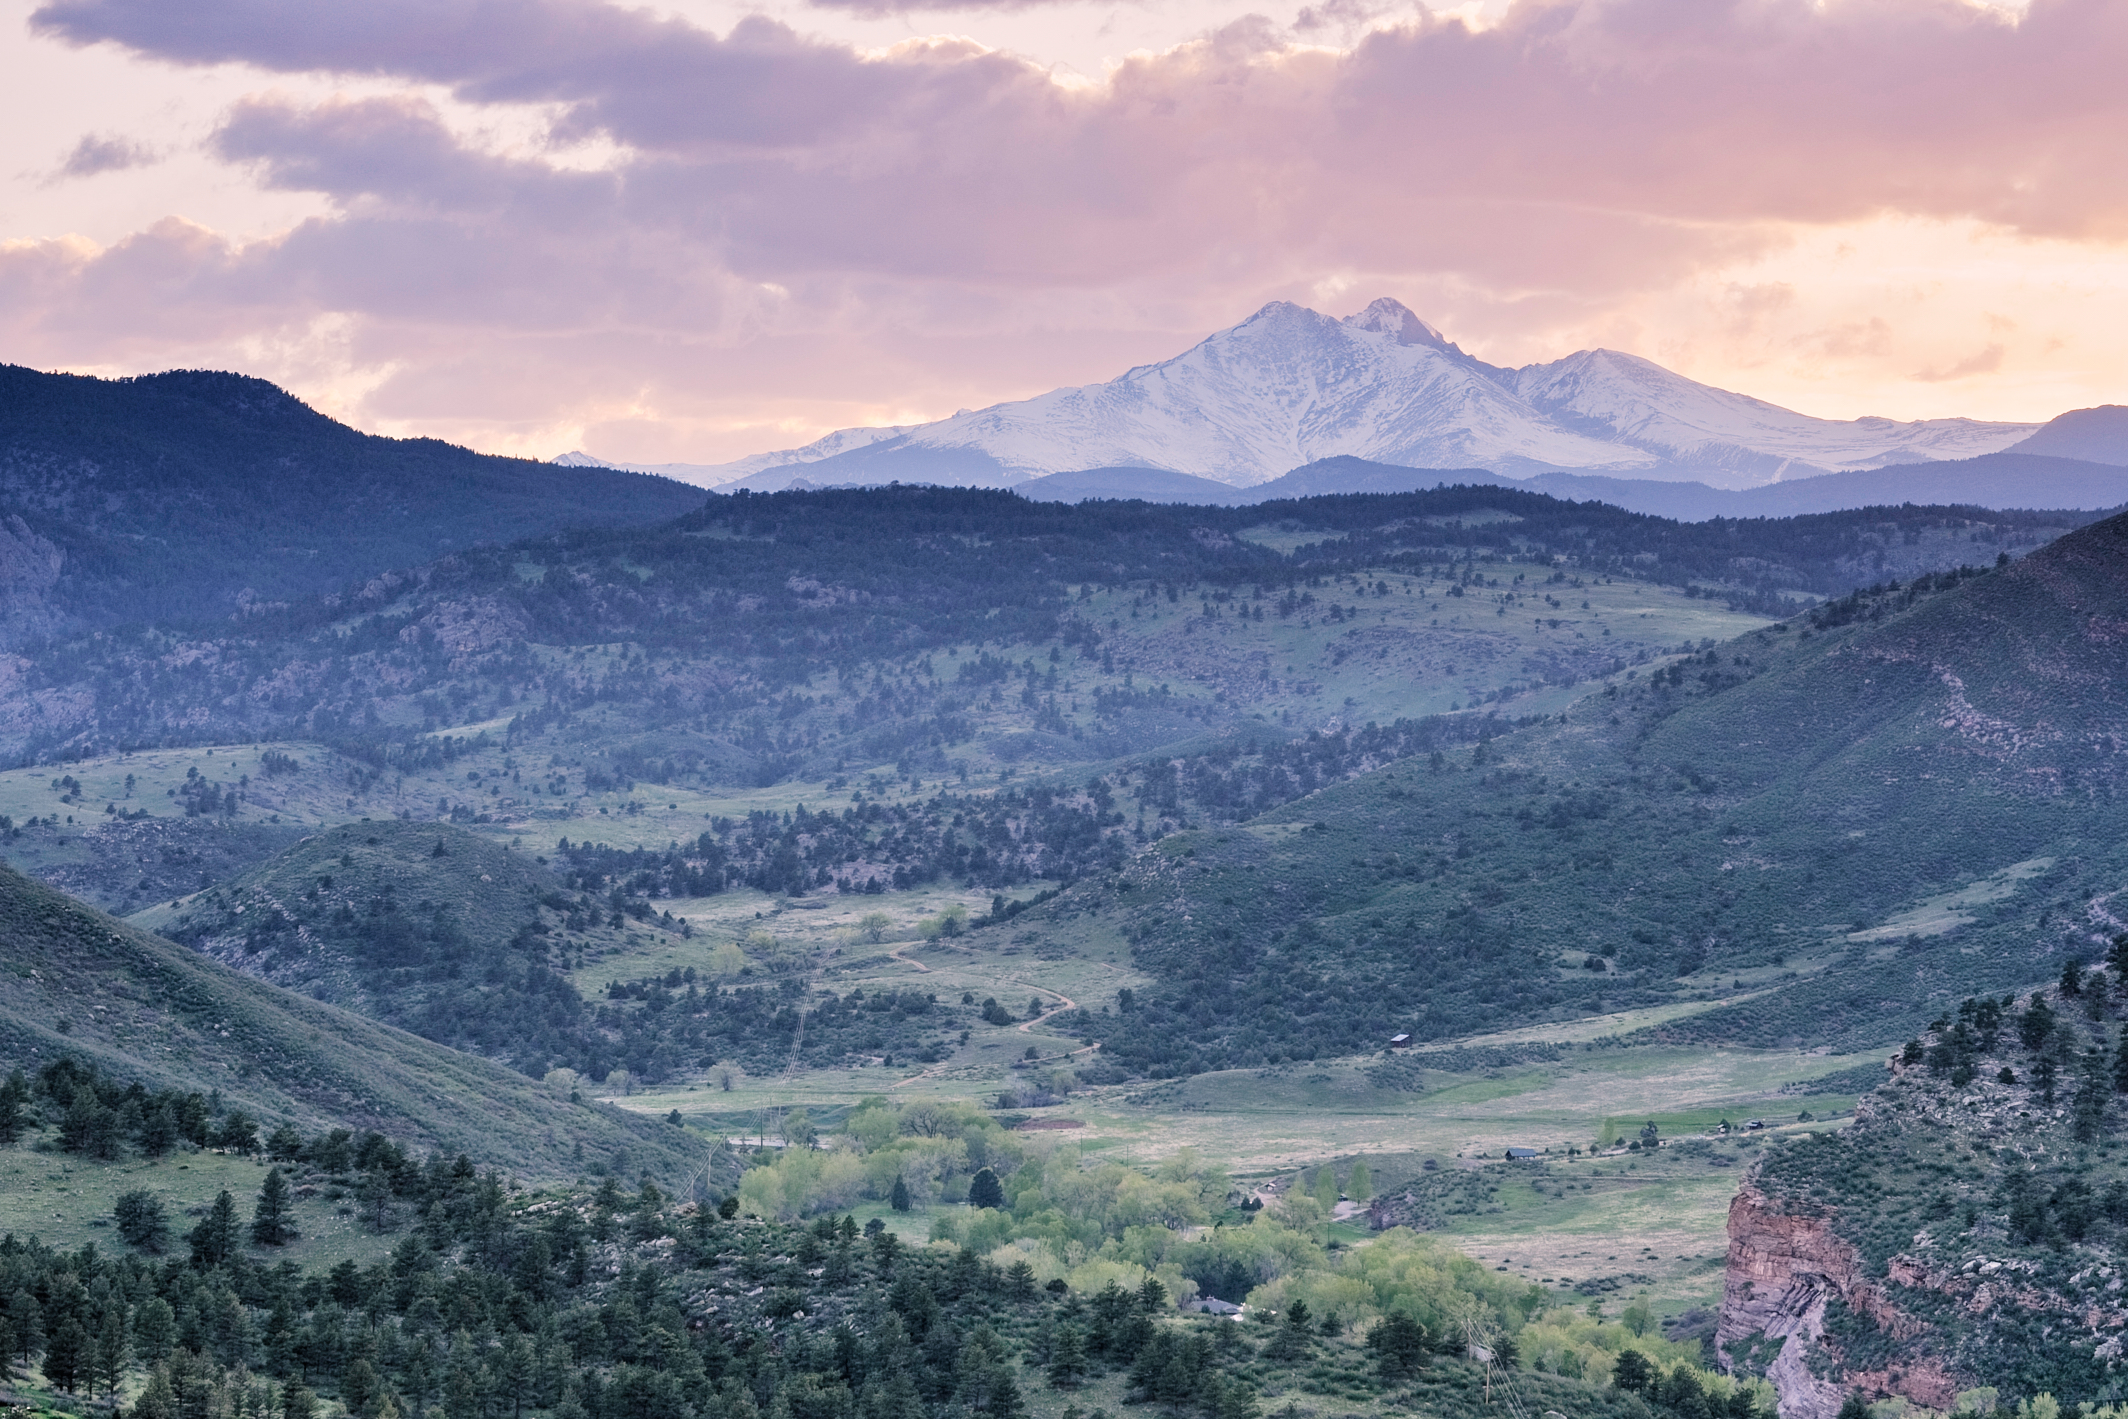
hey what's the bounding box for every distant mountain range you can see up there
[1000,447,2128,520]
[557,299,2128,507]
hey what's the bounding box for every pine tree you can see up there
[1265,1302,1312,1362]
[139,1100,179,1157]
[115,1189,170,1252]
[133,1364,178,1419]
[1046,1323,1087,1388]
[968,1168,1005,1210]
[190,1190,239,1269]
[890,1176,911,1213]
[253,1167,296,1246]
[359,1168,395,1233]
[133,1297,175,1365]
[261,1299,298,1375]
[0,1070,26,1145]
[7,1289,42,1372]
[1367,1312,1427,1379]
[1612,1348,1653,1393]
[92,1304,129,1401]
[44,1315,87,1392]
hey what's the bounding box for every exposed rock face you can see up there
[1718,1083,1960,1419]
[1718,1024,2128,1414]
[1718,1179,1851,1419]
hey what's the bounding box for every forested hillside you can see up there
[0,365,704,646]
[1024,511,2128,1072]
[0,482,2083,774]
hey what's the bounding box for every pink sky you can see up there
[3,0,2126,465]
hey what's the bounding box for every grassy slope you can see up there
[0,857,706,1182]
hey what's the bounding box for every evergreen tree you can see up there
[0,1069,27,1145]
[1046,1323,1087,1388]
[139,1100,179,1157]
[133,1297,176,1365]
[92,1304,130,1402]
[44,1315,87,1392]
[1006,1260,1037,1299]
[968,1168,1005,1210]
[2020,995,2057,1052]
[1367,1313,1428,1379]
[359,1168,395,1233]
[1265,1302,1312,1362]
[2075,1051,2112,1143]
[261,1300,298,1375]
[6,1289,41,1372]
[890,1176,911,1212]
[134,1364,178,1419]
[190,1190,240,1269]
[1835,1396,1873,1419]
[115,1189,170,1252]
[1612,1348,1653,1393]
[253,1167,296,1246]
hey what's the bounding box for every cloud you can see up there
[1912,343,2008,383]
[808,0,1095,15]
[13,0,2128,453]
[54,132,157,179]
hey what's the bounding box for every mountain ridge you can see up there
[0,364,707,648]
[561,299,2038,491]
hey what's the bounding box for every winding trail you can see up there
[1018,988,1076,1031]
[883,960,1082,1088]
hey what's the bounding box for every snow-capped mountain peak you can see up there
[1341,297,1465,355]
[565,299,2039,491]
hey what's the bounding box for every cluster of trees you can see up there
[1902,983,2128,1145]
[11,1059,263,1162]
[0,1043,1793,1419]
[555,779,1129,900]
[734,1109,1773,1419]
[547,713,1531,917]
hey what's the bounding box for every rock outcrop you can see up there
[1718,1172,1959,1419]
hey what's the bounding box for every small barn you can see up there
[1505,1147,1541,1160]
[1388,1033,1412,1049]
